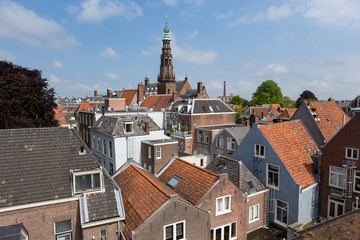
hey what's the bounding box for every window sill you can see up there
[328,184,345,190]
[254,155,265,159]
[249,218,259,224]
[215,210,232,216]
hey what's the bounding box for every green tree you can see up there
[251,80,282,105]
[230,95,246,106]
[0,61,58,128]
[296,90,318,107]
[234,107,248,124]
[280,96,296,108]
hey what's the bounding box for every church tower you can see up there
[157,17,176,94]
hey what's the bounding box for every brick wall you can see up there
[198,175,247,240]
[246,191,268,233]
[142,142,178,174]
[82,221,120,240]
[105,98,126,111]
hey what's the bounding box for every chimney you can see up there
[172,92,179,102]
[223,81,226,97]
[94,90,98,97]
[145,122,150,134]
[197,82,203,94]
[145,76,150,86]
[249,114,258,128]
[79,145,86,155]
[107,89,113,98]
[138,82,144,103]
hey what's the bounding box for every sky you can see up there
[1,0,360,101]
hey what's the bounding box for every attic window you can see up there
[246,180,256,194]
[125,122,133,133]
[209,106,214,112]
[73,170,102,194]
[98,121,103,128]
[216,105,220,111]
[168,176,181,188]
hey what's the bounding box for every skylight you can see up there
[168,176,181,188]
[246,179,256,194]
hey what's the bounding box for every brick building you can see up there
[0,128,125,240]
[157,158,247,239]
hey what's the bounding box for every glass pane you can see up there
[215,228,222,240]
[338,204,344,216]
[347,148,352,158]
[330,173,337,186]
[75,176,82,192]
[210,230,214,240]
[225,196,230,210]
[354,150,358,159]
[231,222,236,238]
[329,202,335,217]
[224,225,230,240]
[269,165,278,172]
[217,198,223,212]
[339,174,345,188]
[260,146,265,156]
[355,177,360,191]
[176,222,184,239]
[83,174,92,190]
[93,173,100,189]
[249,207,253,220]
[57,233,71,240]
[55,220,71,233]
[274,173,279,187]
[166,226,173,240]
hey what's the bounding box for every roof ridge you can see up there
[176,158,219,178]
[129,165,170,198]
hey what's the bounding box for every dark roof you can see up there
[0,224,27,240]
[168,99,234,114]
[0,127,124,223]
[206,156,265,194]
[92,115,161,137]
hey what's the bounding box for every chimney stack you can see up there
[144,76,150,86]
[172,92,179,102]
[197,82,203,94]
[107,89,113,98]
[94,90,98,97]
[224,81,226,97]
[138,82,144,103]
[145,122,150,135]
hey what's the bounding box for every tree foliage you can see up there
[234,107,248,124]
[296,90,318,107]
[230,95,247,106]
[251,80,283,105]
[0,61,58,128]
[280,96,296,108]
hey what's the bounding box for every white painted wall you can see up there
[180,154,211,168]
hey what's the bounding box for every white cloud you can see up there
[162,0,177,6]
[53,60,64,68]
[215,11,233,20]
[48,74,62,84]
[99,47,118,58]
[256,64,289,76]
[0,0,78,50]
[0,49,16,61]
[75,0,142,22]
[189,30,198,39]
[105,72,118,79]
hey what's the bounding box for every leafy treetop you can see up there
[251,80,283,105]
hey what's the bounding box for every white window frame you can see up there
[148,146,152,158]
[108,141,113,159]
[266,164,279,190]
[97,136,100,152]
[227,138,236,151]
[124,122,133,133]
[197,130,203,142]
[353,170,360,193]
[329,166,346,189]
[210,222,237,240]
[274,199,289,226]
[54,220,73,240]
[216,195,231,216]
[217,137,224,149]
[249,204,260,223]
[156,147,161,159]
[163,220,185,240]
[328,196,345,219]
[254,144,265,158]
[346,147,359,160]
[72,170,103,194]
[100,229,107,240]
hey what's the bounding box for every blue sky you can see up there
[1,0,360,100]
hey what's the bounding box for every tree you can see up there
[251,80,282,105]
[280,96,296,108]
[0,61,58,128]
[230,95,246,106]
[296,90,318,107]
[234,107,248,124]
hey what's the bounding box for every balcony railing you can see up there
[174,131,192,138]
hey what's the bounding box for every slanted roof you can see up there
[225,126,250,141]
[140,95,173,111]
[175,80,186,92]
[192,99,234,114]
[259,120,320,189]
[0,128,124,223]
[206,156,265,194]
[113,164,177,240]
[157,158,219,205]
[120,90,137,106]
[280,108,297,119]
[306,101,350,141]
[93,115,161,137]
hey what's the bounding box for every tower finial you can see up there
[163,15,170,40]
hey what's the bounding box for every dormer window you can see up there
[125,122,133,133]
[73,170,102,194]
[168,176,181,188]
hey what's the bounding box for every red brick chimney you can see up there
[197,82,203,94]
[249,114,258,128]
[138,82,144,103]
[172,92,179,102]
[94,90,98,97]
[145,76,150,86]
[145,122,149,134]
[107,89,113,98]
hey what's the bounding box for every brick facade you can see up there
[246,191,268,233]
[105,98,126,111]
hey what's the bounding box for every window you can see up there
[204,132,209,144]
[73,171,102,194]
[246,180,256,194]
[156,147,161,159]
[144,162,147,169]
[103,139,107,155]
[92,135,95,149]
[164,221,185,240]
[266,164,279,190]
[149,165,152,173]
[125,122,133,133]
[354,171,360,193]
[200,159,204,167]
[254,144,265,158]
[216,195,231,215]
[328,197,344,219]
[97,137,100,152]
[148,146,152,158]
[346,148,359,160]
[249,204,260,223]
[275,199,288,226]
[108,141,112,158]
[197,130,203,142]
[168,176,181,188]
[227,138,236,151]
[329,166,346,189]
[210,222,236,240]
[109,162,113,175]
[60,117,65,121]
[100,230,107,240]
[55,220,72,240]
[217,137,224,149]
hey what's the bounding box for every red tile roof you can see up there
[120,90,137,106]
[259,120,320,189]
[280,108,297,119]
[140,95,173,111]
[306,101,350,141]
[251,107,274,119]
[158,158,219,205]
[113,164,175,239]
[76,98,104,113]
